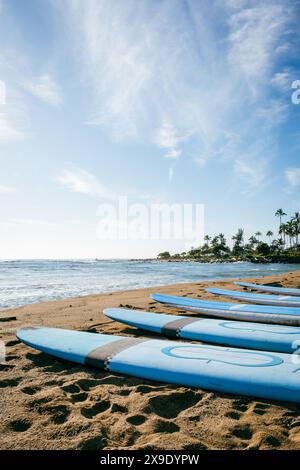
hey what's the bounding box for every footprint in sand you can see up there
[145,390,201,419]
[135,385,167,394]
[5,355,19,362]
[0,363,15,371]
[8,418,32,432]
[71,392,88,403]
[81,400,111,419]
[26,397,72,425]
[25,352,55,369]
[224,411,241,420]
[74,378,101,391]
[111,403,128,413]
[44,404,71,424]
[5,340,21,347]
[248,431,282,449]
[126,415,147,426]
[250,402,270,416]
[22,379,64,396]
[152,419,180,433]
[21,385,42,396]
[115,388,132,397]
[26,396,49,410]
[231,398,250,413]
[62,383,81,394]
[77,435,107,450]
[231,424,253,440]
[0,377,22,388]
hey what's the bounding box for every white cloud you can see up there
[194,157,207,167]
[23,75,62,106]
[256,99,289,127]
[0,113,26,141]
[55,0,295,189]
[271,70,293,92]
[56,167,114,199]
[156,120,183,159]
[234,158,267,188]
[228,3,291,89]
[0,184,17,194]
[285,167,300,187]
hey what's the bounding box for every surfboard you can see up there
[235,281,300,296]
[103,307,300,353]
[150,293,300,325]
[16,326,300,403]
[207,288,300,307]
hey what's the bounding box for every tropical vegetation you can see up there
[157,210,300,263]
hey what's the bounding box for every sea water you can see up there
[0,259,298,309]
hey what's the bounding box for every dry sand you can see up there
[1,269,300,450]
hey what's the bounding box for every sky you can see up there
[0,0,300,259]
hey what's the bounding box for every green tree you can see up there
[157,251,171,259]
[292,212,300,247]
[279,223,287,248]
[275,208,287,238]
[248,235,258,249]
[232,229,244,256]
[256,242,270,256]
[211,234,230,257]
[255,231,262,240]
[204,235,211,245]
[266,230,273,245]
[286,220,296,248]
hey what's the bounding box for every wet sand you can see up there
[1,269,300,450]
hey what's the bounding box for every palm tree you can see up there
[204,235,211,245]
[279,223,287,248]
[275,209,287,237]
[266,230,273,245]
[218,233,226,245]
[248,236,258,248]
[232,229,244,255]
[285,221,294,248]
[292,212,300,247]
[255,231,262,241]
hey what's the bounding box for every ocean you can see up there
[0,259,298,310]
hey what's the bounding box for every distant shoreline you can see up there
[126,257,300,264]
[153,256,300,264]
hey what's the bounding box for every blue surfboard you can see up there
[235,281,300,296]
[207,288,300,307]
[17,326,300,403]
[104,307,300,354]
[150,293,300,325]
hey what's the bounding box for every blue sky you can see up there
[0,0,300,259]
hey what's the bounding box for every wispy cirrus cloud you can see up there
[0,113,26,141]
[56,167,115,199]
[271,69,294,92]
[22,75,63,106]
[0,5,63,142]
[0,184,18,194]
[54,0,296,186]
[227,2,291,89]
[285,167,300,187]
[234,158,268,189]
[156,120,183,159]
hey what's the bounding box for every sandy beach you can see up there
[1,270,300,450]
